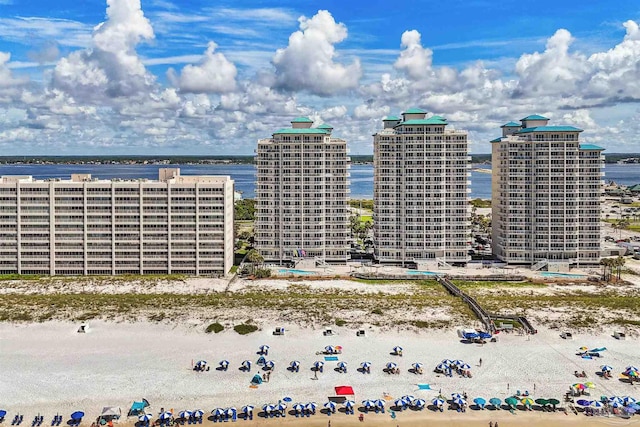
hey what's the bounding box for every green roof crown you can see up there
[273,128,328,135]
[501,121,521,127]
[521,114,549,121]
[383,116,400,121]
[291,116,313,123]
[404,108,427,114]
[317,123,333,129]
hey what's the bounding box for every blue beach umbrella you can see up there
[314,361,324,369]
[159,412,172,421]
[386,362,397,370]
[375,399,385,409]
[413,399,426,409]
[264,360,275,370]
[432,398,445,407]
[609,397,623,404]
[441,359,453,365]
[590,401,604,409]
[452,359,464,366]
[211,408,224,417]
[611,401,623,408]
[337,361,347,370]
[261,404,273,414]
[489,398,501,408]
[459,363,472,370]
[601,365,613,372]
[177,411,191,419]
[325,345,335,353]
[192,410,204,419]
[402,395,415,404]
[70,412,84,421]
[624,397,637,406]
[393,398,406,409]
[360,362,371,369]
[0,410,6,418]
[138,414,152,423]
[259,345,269,353]
[412,362,423,370]
[292,403,304,413]
[282,397,292,403]
[323,402,336,413]
[435,363,447,371]
[576,400,591,407]
[474,398,486,409]
[290,360,300,369]
[479,332,492,339]
[219,359,229,366]
[344,401,355,409]
[241,406,253,414]
[454,398,466,407]
[241,360,251,369]
[305,402,317,413]
[393,346,403,353]
[451,393,463,400]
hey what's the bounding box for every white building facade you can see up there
[491,115,604,266]
[373,108,471,266]
[255,117,350,264]
[0,168,234,276]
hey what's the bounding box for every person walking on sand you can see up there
[479,358,482,367]
[489,422,493,427]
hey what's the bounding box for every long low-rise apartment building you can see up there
[0,168,234,276]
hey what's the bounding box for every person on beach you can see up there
[479,358,482,367]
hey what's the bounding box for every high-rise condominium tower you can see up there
[491,115,604,266]
[373,108,471,266]
[255,117,350,264]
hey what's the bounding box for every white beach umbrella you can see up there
[211,408,224,417]
[292,403,304,413]
[601,365,613,372]
[241,360,251,369]
[218,360,229,367]
[609,397,623,404]
[305,402,317,413]
[412,362,423,370]
[453,359,464,366]
[442,359,453,365]
[264,360,275,369]
[413,399,426,408]
[451,393,463,400]
[261,404,273,414]
[393,398,405,408]
[344,401,355,408]
[177,411,191,419]
[159,412,172,421]
[375,399,385,408]
[325,345,335,353]
[386,362,397,370]
[590,401,604,408]
[323,401,336,412]
[402,395,415,404]
[459,363,472,370]
[454,398,466,407]
[393,346,403,353]
[259,345,270,352]
[360,361,371,368]
[241,406,253,414]
[138,414,153,423]
[275,402,287,412]
[314,361,324,369]
[624,397,637,405]
[191,410,204,418]
[435,363,447,371]
[432,398,445,407]
[337,361,347,370]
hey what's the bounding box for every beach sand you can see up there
[1,321,638,426]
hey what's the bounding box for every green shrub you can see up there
[254,268,272,279]
[234,324,258,335]
[371,308,383,315]
[335,319,347,327]
[206,322,224,333]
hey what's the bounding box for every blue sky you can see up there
[0,0,640,154]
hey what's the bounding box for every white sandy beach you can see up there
[1,320,638,425]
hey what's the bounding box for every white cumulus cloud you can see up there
[169,41,237,94]
[272,10,362,96]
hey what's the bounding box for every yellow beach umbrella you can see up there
[584,382,596,389]
[521,397,534,406]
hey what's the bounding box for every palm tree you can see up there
[245,249,264,274]
[600,258,615,282]
[615,256,626,280]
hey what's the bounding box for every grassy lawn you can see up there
[360,215,373,224]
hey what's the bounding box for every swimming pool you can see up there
[278,269,317,275]
[539,272,587,279]
[407,271,439,276]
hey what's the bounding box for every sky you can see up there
[0,0,640,155]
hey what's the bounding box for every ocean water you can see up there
[0,163,637,200]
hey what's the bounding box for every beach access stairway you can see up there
[531,259,548,271]
[435,276,495,334]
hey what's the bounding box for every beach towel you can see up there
[417,384,431,390]
[325,356,339,361]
